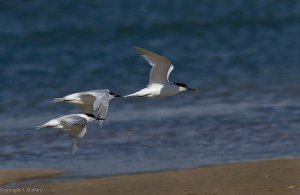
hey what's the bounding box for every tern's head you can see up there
[174,82,197,92]
[109,91,122,98]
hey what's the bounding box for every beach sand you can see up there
[1,158,299,195]
[0,169,64,187]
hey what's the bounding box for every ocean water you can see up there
[0,0,299,178]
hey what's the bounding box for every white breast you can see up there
[159,84,181,97]
[145,83,179,97]
[144,84,164,97]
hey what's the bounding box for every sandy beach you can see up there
[0,169,64,187]
[1,158,299,195]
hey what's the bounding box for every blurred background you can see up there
[0,0,299,178]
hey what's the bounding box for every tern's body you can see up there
[53,89,121,126]
[125,47,196,98]
[127,83,183,97]
[36,114,99,155]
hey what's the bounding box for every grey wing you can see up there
[70,127,87,156]
[61,115,88,128]
[70,138,80,156]
[86,89,110,96]
[135,47,174,85]
[76,90,110,113]
[93,93,110,126]
[76,94,96,113]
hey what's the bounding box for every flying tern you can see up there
[53,89,121,126]
[36,113,104,155]
[125,47,197,98]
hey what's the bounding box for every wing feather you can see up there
[76,90,110,114]
[93,92,110,126]
[135,47,174,85]
[70,126,87,156]
[61,115,87,128]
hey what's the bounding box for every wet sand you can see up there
[1,158,299,195]
[0,169,64,186]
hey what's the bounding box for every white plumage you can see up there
[125,47,196,98]
[35,47,196,157]
[53,89,121,126]
[36,114,101,155]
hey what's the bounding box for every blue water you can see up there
[0,0,299,178]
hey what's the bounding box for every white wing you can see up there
[93,92,110,126]
[71,138,80,156]
[77,94,96,113]
[61,115,88,128]
[76,89,110,114]
[135,47,174,85]
[85,89,110,97]
[70,127,87,156]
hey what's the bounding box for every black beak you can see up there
[110,91,122,97]
[187,87,197,92]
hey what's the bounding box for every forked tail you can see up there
[35,124,48,130]
[52,98,66,103]
[124,91,149,98]
[35,122,58,130]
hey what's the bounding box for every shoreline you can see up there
[1,158,300,195]
[0,169,64,187]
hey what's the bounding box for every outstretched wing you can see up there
[135,47,174,85]
[76,89,110,114]
[61,115,88,128]
[93,92,110,126]
[76,94,96,113]
[70,127,87,156]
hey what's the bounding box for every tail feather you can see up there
[35,126,42,130]
[35,124,48,130]
[124,93,149,98]
[35,121,59,130]
[52,98,66,103]
[124,89,149,98]
[124,92,141,98]
[123,94,133,98]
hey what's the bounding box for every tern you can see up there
[125,47,197,98]
[52,89,121,126]
[36,114,104,155]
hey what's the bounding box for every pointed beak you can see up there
[187,87,197,92]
